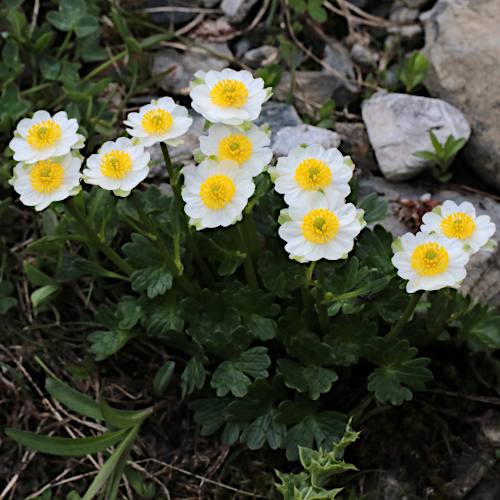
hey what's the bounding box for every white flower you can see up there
[181,158,255,230]
[11,153,82,211]
[392,232,469,293]
[83,137,150,196]
[420,200,496,254]
[197,123,272,176]
[269,144,353,205]
[189,69,270,126]
[9,110,84,164]
[123,97,193,148]
[278,191,362,262]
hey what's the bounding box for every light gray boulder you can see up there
[362,92,470,181]
[221,0,259,23]
[421,0,500,190]
[253,102,302,132]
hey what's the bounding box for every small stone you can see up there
[253,102,302,132]
[221,0,259,23]
[201,0,220,6]
[153,43,231,95]
[322,43,359,106]
[358,175,500,307]
[422,0,500,190]
[242,45,279,69]
[388,7,422,42]
[146,0,196,26]
[335,122,377,172]
[362,92,471,181]
[191,19,234,41]
[403,0,429,8]
[271,124,340,158]
[350,43,380,68]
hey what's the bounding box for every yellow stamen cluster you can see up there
[440,212,475,241]
[210,79,248,108]
[27,121,61,150]
[141,109,173,135]
[218,134,252,164]
[200,174,236,210]
[30,160,65,193]
[411,242,449,276]
[294,159,332,191]
[100,150,132,179]
[301,208,339,244]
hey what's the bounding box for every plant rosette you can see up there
[196,123,272,177]
[269,144,353,205]
[420,200,496,254]
[9,110,85,164]
[10,152,82,211]
[189,68,271,126]
[392,232,470,293]
[123,97,193,148]
[83,137,150,197]
[278,191,364,262]
[181,158,255,230]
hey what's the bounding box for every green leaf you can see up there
[324,316,378,367]
[240,408,286,450]
[0,281,17,315]
[46,11,71,31]
[412,150,439,162]
[365,338,433,405]
[3,39,20,68]
[320,99,336,120]
[454,303,500,351]
[123,233,173,298]
[190,397,235,436]
[99,399,153,429]
[181,356,206,396]
[211,347,271,397]
[40,54,61,80]
[354,225,395,277]
[202,232,246,276]
[308,6,327,22]
[154,361,175,396]
[73,259,127,280]
[258,251,301,298]
[0,81,28,121]
[46,378,103,421]
[278,359,338,400]
[125,36,142,53]
[5,0,25,7]
[31,285,60,309]
[258,63,282,88]
[357,192,388,224]
[34,31,55,54]
[5,427,128,456]
[7,10,27,37]
[87,330,135,361]
[74,15,99,37]
[24,262,58,287]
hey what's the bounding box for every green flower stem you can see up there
[241,211,262,260]
[307,261,316,281]
[159,142,214,285]
[385,291,423,341]
[56,28,73,59]
[237,224,259,291]
[301,266,313,310]
[418,289,457,348]
[65,198,134,276]
[316,260,330,336]
[131,193,197,297]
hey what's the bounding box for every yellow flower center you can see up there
[30,160,65,194]
[218,134,253,164]
[210,79,248,108]
[141,109,173,135]
[294,159,332,191]
[301,208,339,244]
[440,212,475,241]
[200,174,236,210]
[100,150,132,179]
[411,242,449,276]
[26,120,62,150]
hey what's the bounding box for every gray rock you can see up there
[201,0,220,6]
[146,0,196,26]
[388,7,422,42]
[468,477,500,500]
[275,71,355,113]
[421,0,500,190]
[335,122,377,172]
[358,175,500,306]
[221,0,259,23]
[362,92,471,181]
[253,102,302,132]
[403,0,430,8]
[271,124,340,158]
[242,45,278,69]
[153,43,231,95]
[322,43,359,106]
[148,110,205,179]
[350,43,379,68]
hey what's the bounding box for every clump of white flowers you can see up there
[392,200,496,293]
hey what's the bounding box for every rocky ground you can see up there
[3,0,500,498]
